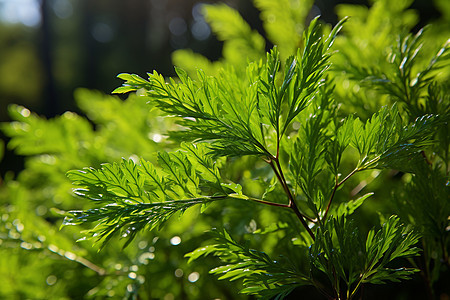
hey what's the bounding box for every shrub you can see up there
[1,1,449,299]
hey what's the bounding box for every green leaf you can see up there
[333,192,374,218]
[281,17,346,135]
[349,104,439,171]
[64,153,241,248]
[63,198,219,249]
[340,26,450,118]
[288,84,337,216]
[326,114,355,174]
[311,215,420,296]
[143,66,272,158]
[363,216,420,284]
[112,73,152,94]
[114,18,345,161]
[186,229,311,298]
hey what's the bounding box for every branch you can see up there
[269,158,316,240]
[322,167,359,221]
[47,245,106,276]
[245,197,290,208]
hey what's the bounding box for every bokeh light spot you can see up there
[46,275,57,286]
[191,20,210,41]
[0,0,41,27]
[174,268,183,277]
[51,0,73,19]
[91,22,114,43]
[169,17,187,36]
[188,271,199,283]
[170,236,181,245]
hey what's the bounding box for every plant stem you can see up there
[245,197,290,208]
[272,158,316,222]
[323,176,339,222]
[269,157,316,240]
[49,246,106,276]
[349,278,363,299]
[417,240,435,300]
[74,256,107,276]
[322,167,359,221]
[421,150,432,166]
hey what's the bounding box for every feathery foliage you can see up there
[64,143,244,248]
[186,229,311,299]
[1,1,449,299]
[61,15,444,299]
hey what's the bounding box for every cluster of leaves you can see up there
[0,91,222,299]
[61,12,448,299]
[186,228,311,299]
[332,3,450,297]
[64,143,243,248]
[311,216,420,299]
[116,17,343,160]
[1,0,449,299]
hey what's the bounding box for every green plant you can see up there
[61,15,448,299]
[1,1,449,299]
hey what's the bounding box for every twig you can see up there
[245,197,290,208]
[48,245,106,276]
[269,158,316,240]
[322,167,359,221]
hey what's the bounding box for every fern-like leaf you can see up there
[186,229,311,299]
[63,145,241,248]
